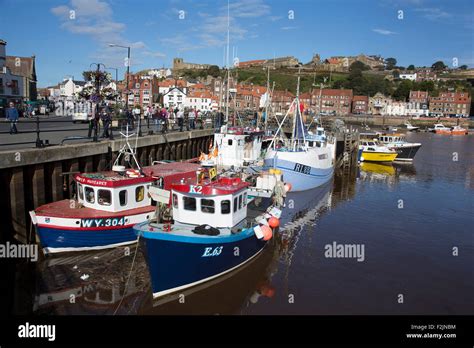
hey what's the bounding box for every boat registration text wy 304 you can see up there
[81,217,125,228]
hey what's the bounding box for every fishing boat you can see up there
[359,139,398,163]
[429,123,451,133]
[134,166,284,299]
[404,122,420,132]
[378,133,422,162]
[262,75,337,192]
[30,131,201,254]
[210,126,264,168]
[450,125,468,135]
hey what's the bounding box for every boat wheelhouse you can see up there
[211,126,264,168]
[378,133,422,162]
[135,169,282,299]
[429,123,451,133]
[359,139,398,163]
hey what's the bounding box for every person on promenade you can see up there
[177,108,184,132]
[6,101,19,134]
[161,107,168,133]
[101,108,111,138]
[188,108,196,130]
[152,107,160,133]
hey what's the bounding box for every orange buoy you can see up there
[284,183,292,192]
[268,217,280,228]
[261,225,273,241]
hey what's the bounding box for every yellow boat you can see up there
[359,140,398,163]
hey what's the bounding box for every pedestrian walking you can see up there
[188,108,196,130]
[177,108,184,132]
[101,108,111,138]
[6,102,19,134]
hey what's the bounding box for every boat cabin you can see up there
[74,171,155,213]
[170,176,249,228]
[379,134,406,143]
[214,126,264,167]
[305,127,327,148]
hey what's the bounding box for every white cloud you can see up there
[281,26,297,30]
[269,15,283,22]
[414,8,452,21]
[372,28,397,35]
[224,0,271,18]
[143,51,166,58]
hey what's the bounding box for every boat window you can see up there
[98,189,112,206]
[233,197,238,212]
[308,141,314,147]
[85,186,95,203]
[119,190,127,206]
[201,199,215,214]
[183,196,196,211]
[78,184,84,201]
[221,200,231,214]
[243,193,247,206]
[135,186,145,202]
[239,195,243,209]
[319,154,328,160]
[173,194,178,208]
[368,142,375,146]
[228,139,233,146]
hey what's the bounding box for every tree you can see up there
[207,65,220,77]
[392,69,400,79]
[407,64,415,70]
[385,58,397,70]
[459,65,468,70]
[432,61,447,71]
[393,80,413,101]
[349,61,370,72]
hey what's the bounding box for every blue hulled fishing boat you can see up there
[134,167,282,299]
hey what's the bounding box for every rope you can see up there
[113,234,140,315]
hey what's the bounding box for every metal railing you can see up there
[0,114,221,149]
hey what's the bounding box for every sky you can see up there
[1,0,473,87]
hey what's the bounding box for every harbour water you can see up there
[6,132,474,316]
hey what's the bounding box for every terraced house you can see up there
[429,91,471,117]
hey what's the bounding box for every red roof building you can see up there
[429,91,471,117]
[352,95,369,114]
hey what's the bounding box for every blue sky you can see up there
[1,0,473,87]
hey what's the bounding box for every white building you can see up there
[399,72,417,81]
[59,77,86,97]
[406,102,429,117]
[386,101,408,116]
[147,68,172,79]
[185,91,214,111]
[163,87,187,109]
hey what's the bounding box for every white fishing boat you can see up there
[263,75,337,192]
[404,122,420,132]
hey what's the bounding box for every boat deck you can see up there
[35,199,155,218]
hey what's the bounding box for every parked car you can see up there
[72,111,89,123]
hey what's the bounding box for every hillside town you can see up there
[1,38,472,119]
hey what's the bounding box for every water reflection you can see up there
[31,133,473,315]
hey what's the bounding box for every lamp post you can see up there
[108,44,131,110]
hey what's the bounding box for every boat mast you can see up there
[263,66,270,130]
[291,68,301,148]
[225,0,230,124]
